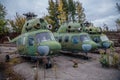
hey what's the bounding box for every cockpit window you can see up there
[93,36,100,43]
[80,34,90,42]
[100,35,109,41]
[36,32,55,43]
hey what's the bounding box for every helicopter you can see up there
[81,22,114,49]
[57,22,114,49]
[8,12,61,68]
[53,22,98,57]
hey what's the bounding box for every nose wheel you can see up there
[85,52,88,60]
[42,57,52,69]
[45,57,52,69]
[82,44,92,60]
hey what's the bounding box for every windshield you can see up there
[36,32,55,42]
[100,35,109,41]
[80,34,90,42]
[93,36,100,43]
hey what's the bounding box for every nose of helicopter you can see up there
[40,41,61,50]
[102,41,111,49]
[82,44,92,52]
[37,46,49,56]
[82,41,98,52]
[37,41,61,55]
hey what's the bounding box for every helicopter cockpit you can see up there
[92,35,109,43]
[91,34,113,48]
[71,34,91,45]
[80,34,91,42]
[36,32,55,43]
[100,35,109,42]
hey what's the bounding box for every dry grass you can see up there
[0,57,25,80]
[8,57,24,66]
[5,57,25,80]
[4,66,25,80]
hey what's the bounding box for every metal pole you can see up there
[34,56,39,80]
[43,60,46,80]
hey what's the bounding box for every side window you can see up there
[59,36,62,43]
[28,36,34,46]
[64,36,69,42]
[72,36,79,44]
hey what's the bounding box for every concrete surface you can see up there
[0,45,120,80]
[13,55,120,80]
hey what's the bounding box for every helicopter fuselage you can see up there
[54,32,97,53]
[10,30,61,58]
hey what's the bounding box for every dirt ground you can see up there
[13,54,120,80]
[0,45,120,80]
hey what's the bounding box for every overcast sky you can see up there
[1,0,120,30]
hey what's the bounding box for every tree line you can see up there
[0,0,120,42]
[0,0,86,36]
[0,2,26,42]
[44,0,85,31]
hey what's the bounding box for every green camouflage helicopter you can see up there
[54,22,98,56]
[81,22,114,49]
[56,21,113,49]
[8,13,61,68]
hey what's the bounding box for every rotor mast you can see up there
[23,12,37,20]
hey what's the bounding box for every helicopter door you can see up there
[62,35,70,50]
[27,36,36,56]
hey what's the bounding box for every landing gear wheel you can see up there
[84,52,88,60]
[5,55,10,62]
[45,57,52,69]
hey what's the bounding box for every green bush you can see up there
[99,53,109,67]
[99,47,120,68]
